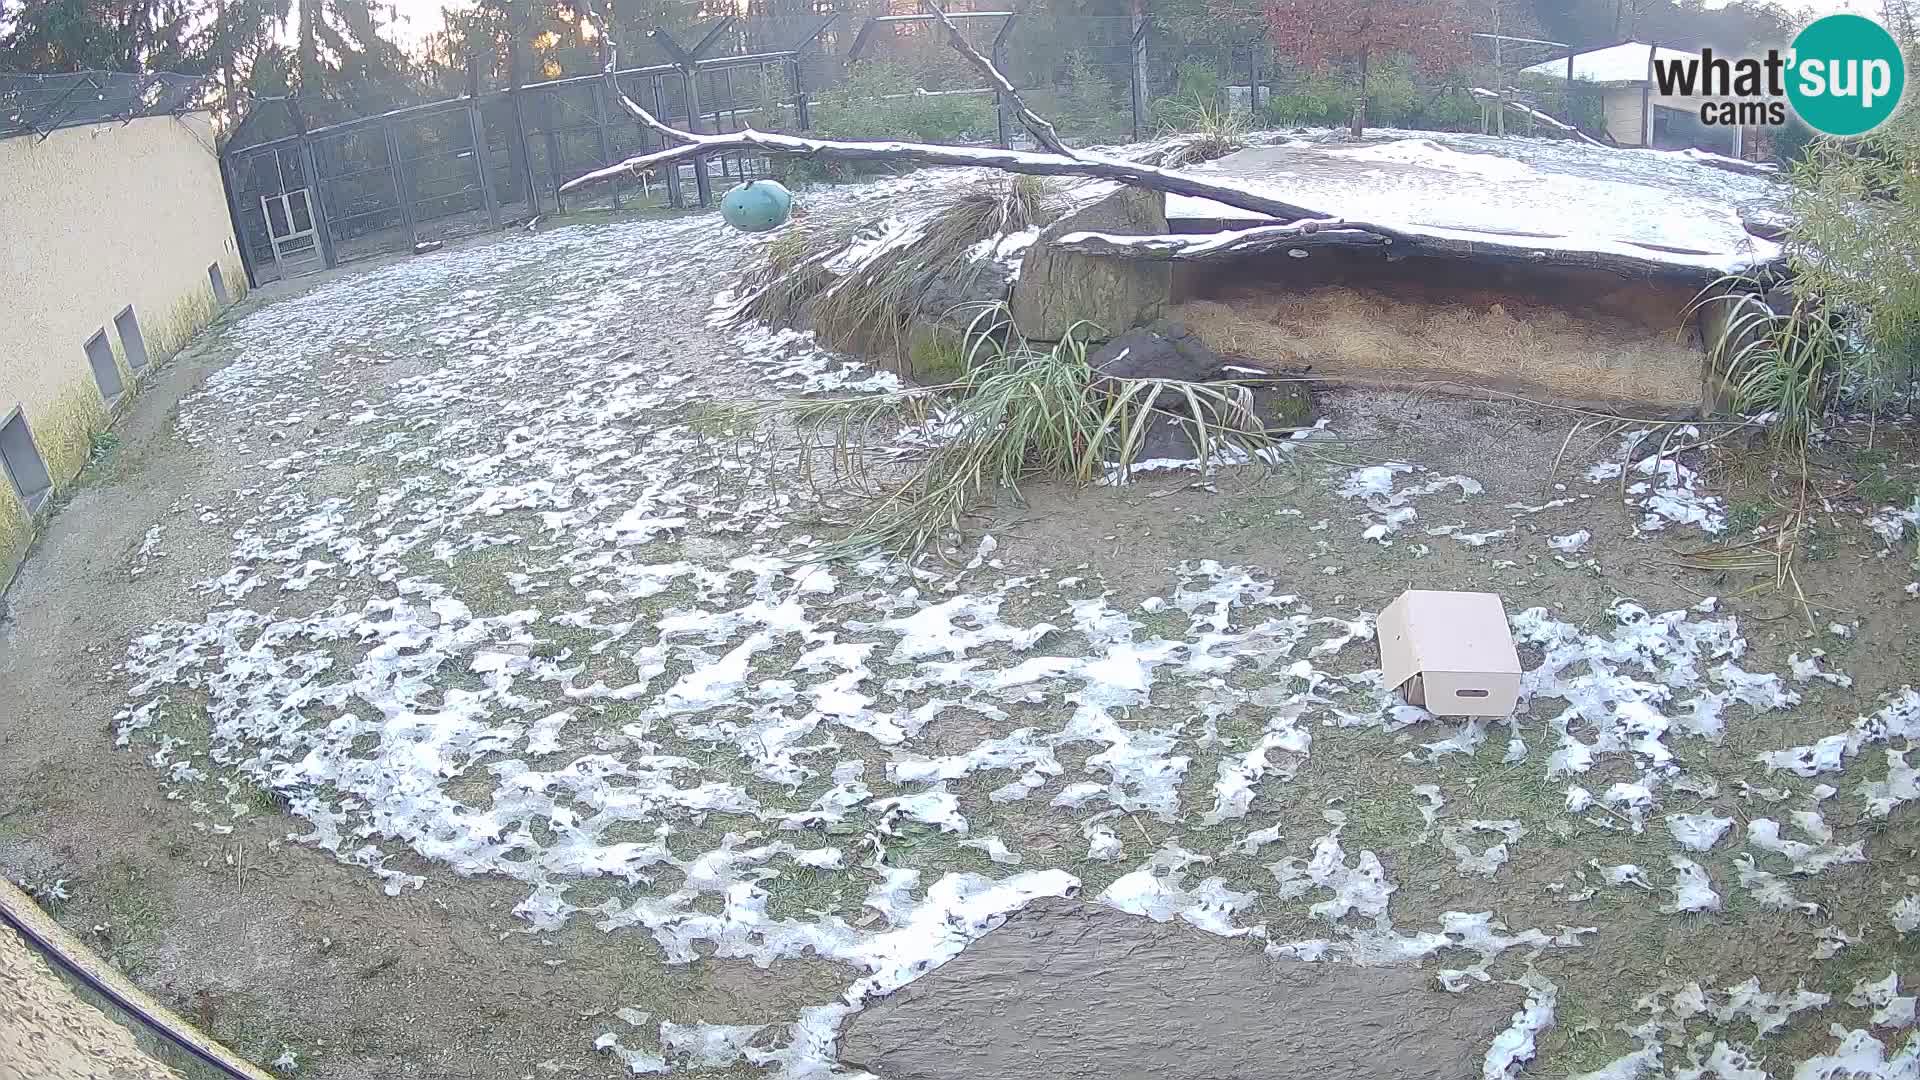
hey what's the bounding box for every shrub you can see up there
[1262,56,1417,129]
[1149,57,1226,130]
[1408,88,1480,131]
[1039,51,1130,143]
[1787,68,1920,407]
[811,60,996,144]
[736,306,1278,556]
[1263,70,1351,126]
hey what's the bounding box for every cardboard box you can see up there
[1378,590,1522,717]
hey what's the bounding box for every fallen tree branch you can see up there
[1052,221,1739,281]
[558,128,1329,220]
[922,0,1074,158]
[1053,218,1393,259]
[559,0,1326,220]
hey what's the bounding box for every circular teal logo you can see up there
[1787,14,1906,136]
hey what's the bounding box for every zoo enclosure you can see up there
[217,10,1593,287]
[220,19,831,285]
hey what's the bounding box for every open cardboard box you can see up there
[1378,590,1522,718]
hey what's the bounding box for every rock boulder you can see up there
[1010,187,1171,342]
[1087,320,1314,460]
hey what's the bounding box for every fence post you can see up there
[1565,54,1576,128]
[791,57,810,130]
[1248,47,1263,117]
[466,96,502,231]
[285,98,338,270]
[216,151,262,288]
[1130,12,1149,142]
[382,119,419,246]
[684,68,712,206]
[655,75,684,209]
[991,14,1016,149]
[652,28,714,205]
[502,37,534,211]
[538,90,565,210]
[593,77,623,209]
[297,137,339,268]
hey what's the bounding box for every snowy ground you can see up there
[1166,129,1787,275]
[5,153,1919,1080]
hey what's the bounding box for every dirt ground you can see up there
[2,188,1919,1080]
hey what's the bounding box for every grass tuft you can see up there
[732,305,1288,558]
[1155,94,1249,166]
[1690,278,1851,450]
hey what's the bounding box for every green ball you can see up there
[719,179,794,233]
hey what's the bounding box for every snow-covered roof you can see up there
[1165,130,1785,277]
[1521,42,1696,86]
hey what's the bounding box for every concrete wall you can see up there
[0,111,244,580]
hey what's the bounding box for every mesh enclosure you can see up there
[0,70,205,140]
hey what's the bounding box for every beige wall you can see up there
[1601,87,1732,148]
[0,110,243,576]
[1602,88,1647,145]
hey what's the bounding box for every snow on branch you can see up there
[557,0,1331,222]
[559,129,1331,221]
[1053,220,1747,281]
[922,0,1076,158]
[1054,219,1397,259]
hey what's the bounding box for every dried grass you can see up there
[728,176,1068,360]
[1172,284,1707,408]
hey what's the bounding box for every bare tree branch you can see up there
[1054,219,1394,258]
[559,129,1333,219]
[921,0,1076,158]
[562,0,1331,222]
[1053,221,1733,281]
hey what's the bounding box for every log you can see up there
[557,128,1330,221]
[1052,222,1744,282]
[1052,219,1394,260]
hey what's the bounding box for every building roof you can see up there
[0,70,204,142]
[1520,42,1696,86]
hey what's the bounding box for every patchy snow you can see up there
[1329,138,1538,182]
[1165,131,1783,276]
[101,186,1889,1080]
[1585,429,1727,534]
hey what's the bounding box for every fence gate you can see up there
[261,189,323,278]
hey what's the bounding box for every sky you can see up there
[384,0,469,47]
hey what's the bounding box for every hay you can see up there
[1172,276,1708,409]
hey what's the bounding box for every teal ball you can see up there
[719,180,793,233]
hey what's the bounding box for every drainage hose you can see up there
[0,877,275,1080]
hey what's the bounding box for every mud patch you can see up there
[840,897,1520,1080]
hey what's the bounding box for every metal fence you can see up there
[217,12,1594,287]
[1,70,205,141]
[222,33,815,284]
